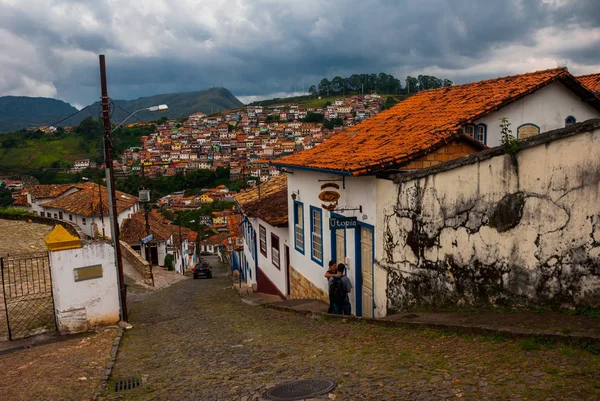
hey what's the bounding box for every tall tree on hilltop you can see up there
[318,78,331,96]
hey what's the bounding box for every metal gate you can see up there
[0,252,57,341]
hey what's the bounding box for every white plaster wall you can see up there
[49,242,120,333]
[477,81,600,146]
[256,219,289,296]
[374,178,395,318]
[39,205,135,239]
[382,125,600,311]
[242,217,258,286]
[287,170,378,314]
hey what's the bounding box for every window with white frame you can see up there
[271,233,280,269]
[259,225,267,256]
[294,202,304,252]
[310,207,323,263]
[475,124,486,144]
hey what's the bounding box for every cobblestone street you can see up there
[104,257,600,401]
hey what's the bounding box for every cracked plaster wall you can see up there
[380,127,600,313]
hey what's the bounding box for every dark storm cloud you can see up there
[1,0,599,106]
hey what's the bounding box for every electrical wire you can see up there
[45,105,92,127]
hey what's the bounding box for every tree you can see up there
[308,85,317,96]
[303,112,325,123]
[318,78,331,95]
[443,79,453,87]
[405,76,418,93]
[75,117,103,141]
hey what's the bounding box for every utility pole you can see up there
[99,54,128,322]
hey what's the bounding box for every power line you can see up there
[45,105,92,128]
[111,102,144,124]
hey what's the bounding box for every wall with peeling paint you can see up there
[379,121,600,313]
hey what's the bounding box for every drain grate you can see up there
[114,376,141,392]
[264,378,337,401]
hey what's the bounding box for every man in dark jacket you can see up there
[328,263,352,315]
[325,260,337,313]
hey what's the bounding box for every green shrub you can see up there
[164,254,174,271]
[0,207,36,217]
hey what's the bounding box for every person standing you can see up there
[325,260,337,313]
[328,263,352,315]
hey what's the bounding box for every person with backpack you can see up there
[325,260,338,313]
[328,263,352,315]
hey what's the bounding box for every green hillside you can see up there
[0,119,154,175]
[0,135,95,170]
[0,96,79,132]
[62,87,244,126]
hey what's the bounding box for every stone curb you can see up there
[263,303,600,347]
[92,327,125,401]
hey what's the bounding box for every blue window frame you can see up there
[475,124,487,145]
[516,123,540,139]
[565,115,576,127]
[293,201,305,254]
[309,206,323,266]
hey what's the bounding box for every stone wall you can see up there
[289,265,328,302]
[380,119,600,313]
[119,241,153,284]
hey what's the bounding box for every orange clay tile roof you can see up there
[234,175,287,206]
[227,214,242,238]
[42,182,138,217]
[240,188,288,227]
[12,193,30,206]
[578,73,600,93]
[120,210,173,244]
[273,67,597,176]
[23,184,75,199]
[200,231,230,246]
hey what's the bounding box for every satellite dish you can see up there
[21,175,39,186]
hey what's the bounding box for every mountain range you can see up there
[0,88,244,132]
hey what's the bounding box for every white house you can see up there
[272,67,600,318]
[235,175,289,298]
[15,182,139,239]
[120,210,192,274]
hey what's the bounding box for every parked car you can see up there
[200,251,212,256]
[193,262,212,279]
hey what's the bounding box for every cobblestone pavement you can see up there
[105,257,600,401]
[0,328,118,401]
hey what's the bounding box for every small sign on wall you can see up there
[329,216,358,229]
[74,264,103,282]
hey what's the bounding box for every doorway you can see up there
[355,225,374,318]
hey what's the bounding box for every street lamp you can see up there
[111,104,169,133]
[99,54,168,323]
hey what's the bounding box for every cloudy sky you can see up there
[1,0,599,108]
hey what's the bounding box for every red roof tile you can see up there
[273,68,595,176]
[240,188,288,227]
[22,184,74,199]
[43,182,138,217]
[578,73,600,93]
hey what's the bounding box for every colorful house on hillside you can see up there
[272,67,600,318]
[234,175,289,294]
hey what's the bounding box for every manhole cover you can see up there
[264,378,337,401]
[114,376,141,392]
